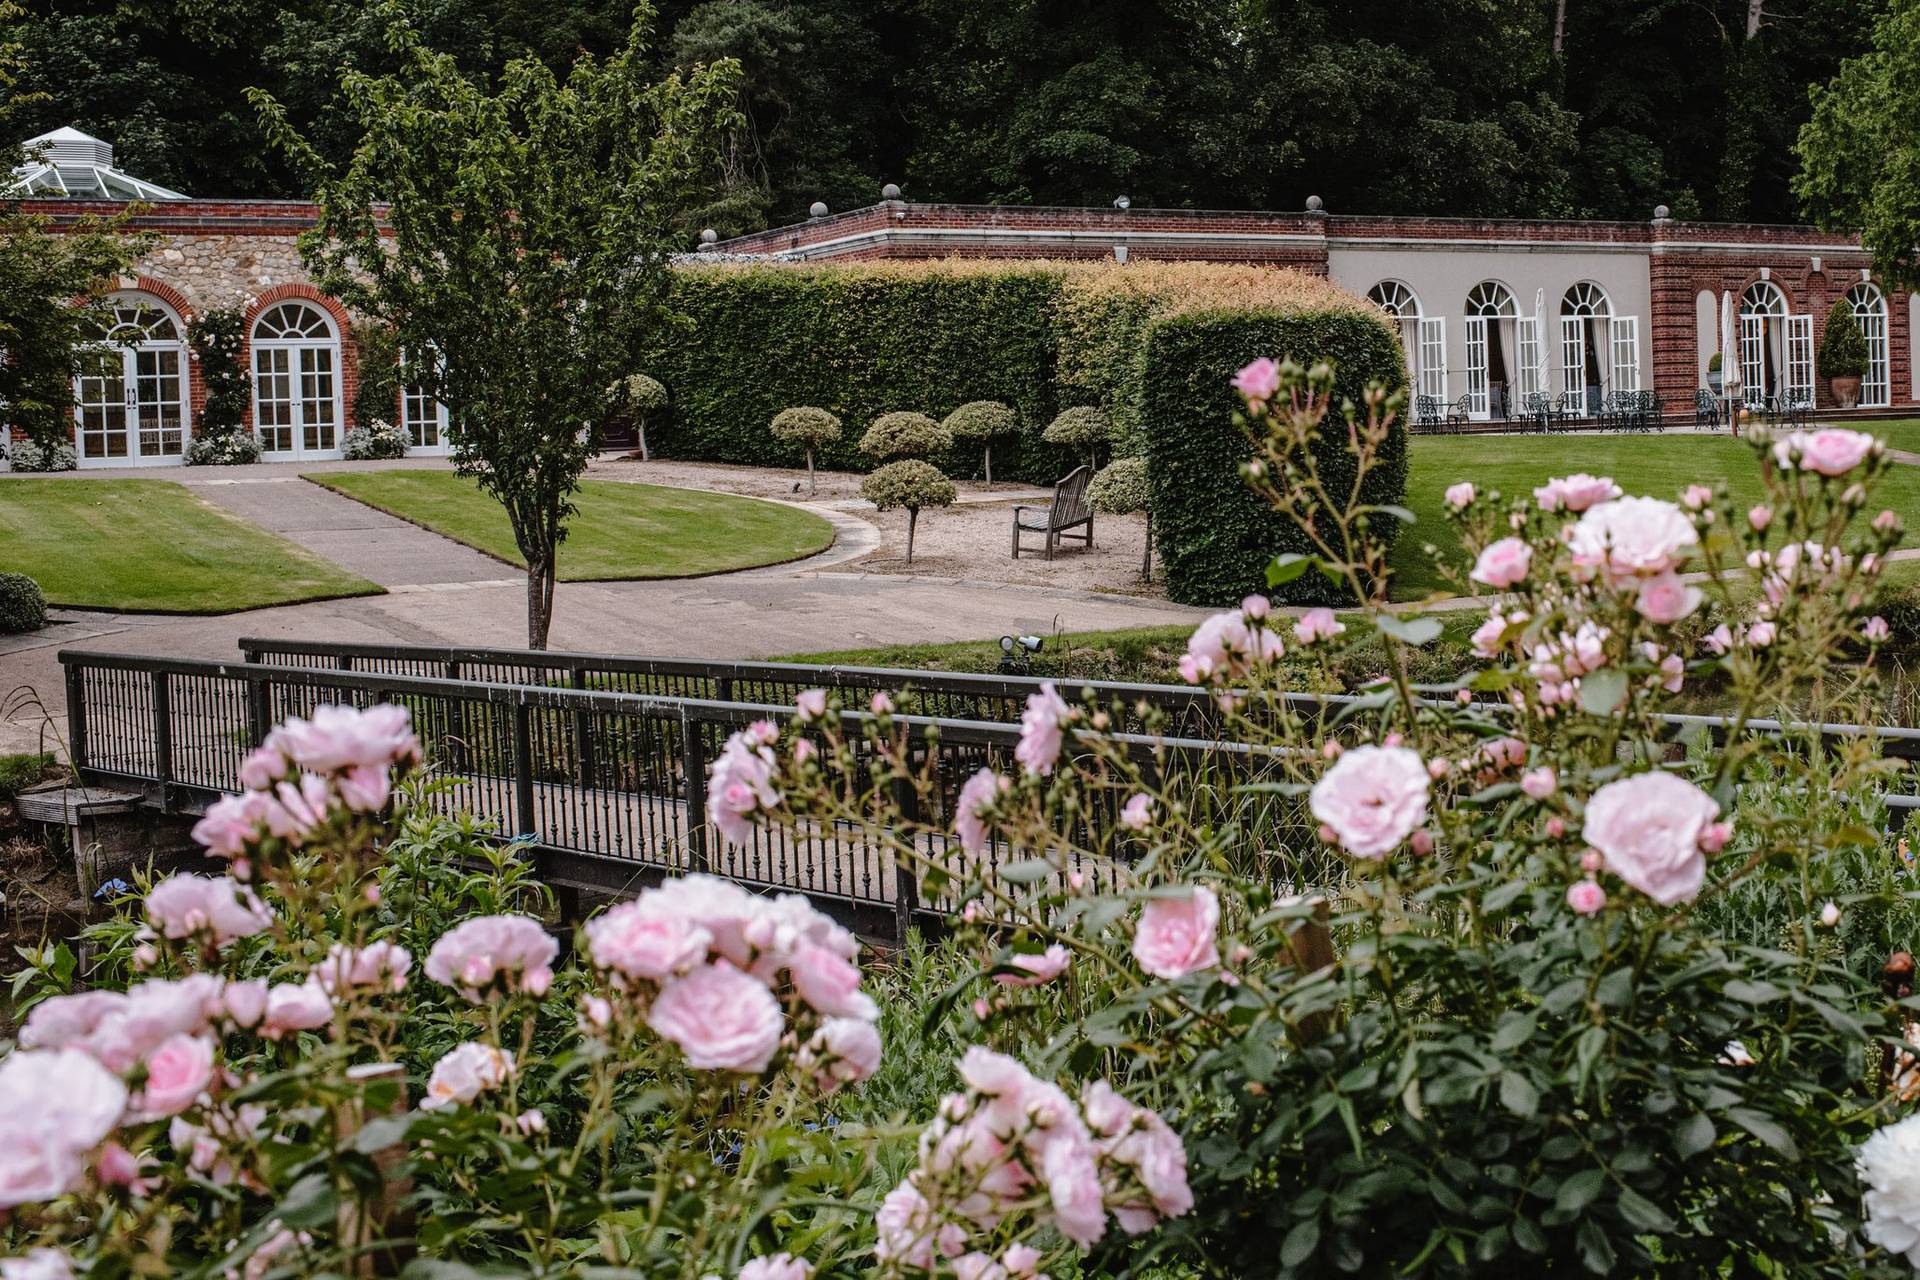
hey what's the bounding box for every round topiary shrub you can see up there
[0,573,48,634]
[942,400,1018,486]
[186,430,264,466]
[1820,300,1868,381]
[1088,455,1154,579]
[621,373,670,461]
[770,406,843,495]
[860,459,957,564]
[342,420,411,461]
[1044,405,1117,471]
[859,411,951,462]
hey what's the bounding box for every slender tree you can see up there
[250,3,738,647]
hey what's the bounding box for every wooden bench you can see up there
[1011,465,1094,560]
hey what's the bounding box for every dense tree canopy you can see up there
[0,0,1889,228]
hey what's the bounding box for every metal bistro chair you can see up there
[1521,391,1555,434]
[1451,394,1476,431]
[1694,388,1721,430]
[1780,389,1814,429]
[1557,390,1587,430]
[1412,394,1447,434]
[1011,465,1094,561]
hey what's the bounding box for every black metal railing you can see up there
[60,650,1306,937]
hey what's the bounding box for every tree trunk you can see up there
[1745,0,1764,38]
[806,447,816,496]
[906,507,918,564]
[525,554,556,650]
[984,443,993,487]
[1552,0,1566,56]
[1141,510,1153,580]
[637,413,650,462]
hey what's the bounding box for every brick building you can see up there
[12,126,1916,468]
[718,197,1918,426]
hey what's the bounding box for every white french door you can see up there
[1609,316,1641,392]
[1417,318,1447,402]
[1517,318,1543,398]
[1560,316,1588,406]
[402,383,451,454]
[1464,316,1490,418]
[1785,315,1814,403]
[73,343,189,467]
[1740,315,1769,404]
[253,345,341,459]
[1859,305,1891,408]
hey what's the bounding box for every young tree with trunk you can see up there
[769,405,841,494]
[249,2,738,647]
[860,459,954,565]
[942,399,1016,485]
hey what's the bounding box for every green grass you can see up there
[307,471,834,581]
[0,479,382,613]
[1388,433,1920,599]
[1857,418,1920,455]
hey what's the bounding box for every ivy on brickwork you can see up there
[352,321,402,436]
[186,308,247,438]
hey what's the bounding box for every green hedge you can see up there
[1141,309,1408,607]
[641,265,1077,483]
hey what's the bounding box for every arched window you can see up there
[1738,281,1809,405]
[251,300,342,458]
[1557,282,1614,408]
[1461,282,1516,419]
[1368,280,1420,319]
[72,292,190,466]
[1847,282,1890,408]
[1368,282,1442,403]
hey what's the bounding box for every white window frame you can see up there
[1609,316,1641,393]
[73,293,192,468]
[1786,314,1814,403]
[1848,283,1891,408]
[1560,315,1587,407]
[250,301,344,461]
[1517,317,1543,398]
[1417,317,1447,403]
[1463,316,1489,418]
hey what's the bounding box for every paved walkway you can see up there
[0,462,1212,755]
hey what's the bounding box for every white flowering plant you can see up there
[723,361,1920,1277]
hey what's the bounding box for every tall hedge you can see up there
[641,264,1076,483]
[1142,309,1408,607]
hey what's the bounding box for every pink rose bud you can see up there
[1580,849,1602,872]
[1566,880,1607,916]
[133,943,159,970]
[1241,594,1271,620]
[870,692,894,715]
[1820,901,1841,928]
[973,998,992,1021]
[1456,689,1472,704]
[1068,870,1086,890]
[1748,504,1772,531]
[1444,482,1475,510]
[1322,741,1343,760]
[1699,821,1733,853]
[581,996,612,1029]
[1428,757,1451,779]
[515,1109,547,1136]
[1229,943,1252,965]
[1318,824,1337,843]
[1545,816,1566,839]
[1384,732,1403,748]
[1874,509,1900,533]
[1866,616,1891,643]
[1410,829,1434,856]
[364,882,381,905]
[795,688,827,720]
[1682,484,1713,510]
[1745,620,1776,648]
[97,1142,142,1188]
[1520,767,1557,799]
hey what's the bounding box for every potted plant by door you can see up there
[1706,352,1724,395]
[1820,299,1867,410]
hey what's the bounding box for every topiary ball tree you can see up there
[1820,300,1868,380]
[860,459,956,564]
[770,406,843,495]
[1044,405,1117,473]
[1088,455,1153,579]
[621,373,670,461]
[0,573,48,635]
[942,400,1018,486]
[859,411,952,463]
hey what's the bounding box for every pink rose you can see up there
[583,901,711,984]
[1682,484,1713,510]
[1015,682,1073,776]
[995,944,1070,987]
[1774,427,1876,477]
[1001,1244,1043,1277]
[1704,624,1734,656]
[796,1016,883,1092]
[335,765,391,814]
[19,989,126,1052]
[1309,744,1430,859]
[1568,496,1698,582]
[1470,537,1532,589]
[0,1049,127,1208]
[1231,357,1281,406]
[738,1254,813,1280]
[424,915,558,1001]
[1470,611,1511,659]
[0,1250,75,1280]
[1874,509,1900,533]
[1131,887,1221,980]
[264,703,419,774]
[221,979,269,1028]
[1867,616,1892,643]
[1748,504,1773,531]
[1534,473,1621,513]
[1444,482,1475,510]
[260,981,332,1040]
[314,941,412,995]
[789,942,878,1019]
[1081,1079,1193,1234]
[1632,572,1701,624]
[144,874,272,946]
[190,790,276,859]
[1659,653,1685,692]
[1582,771,1720,905]
[648,962,785,1073]
[795,688,827,720]
[1566,880,1607,916]
[636,875,763,967]
[1521,766,1557,799]
[1119,792,1155,831]
[875,1181,935,1269]
[707,728,782,847]
[1178,607,1284,684]
[955,767,1005,856]
[870,691,894,715]
[135,1033,214,1119]
[1746,620,1776,647]
[420,1042,514,1111]
[1293,607,1346,644]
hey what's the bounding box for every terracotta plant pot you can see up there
[1831,375,1862,410]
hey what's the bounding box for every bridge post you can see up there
[150,671,174,811]
[680,707,709,874]
[569,667,597,789]
[244,672,271,748]
[511,702,537,840]
[890,764,920,942]
[63,662,86,776]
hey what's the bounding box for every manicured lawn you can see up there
[1389,433,1920,599]
[307,470,834,580]
[0,478,382,613]
[1856,418,1920,454]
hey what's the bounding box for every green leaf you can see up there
[1615,1187,1676,1233]
[1723,978,1783,1004]
[1374,504,1417,524]
[1577,668,1629,716]
[1728,1107,1800,1160]
[1266,553,1314,586]
[1375,612,1443,646]
[1555,1168,1606,1214]
[1491,1011,1537,1052]
[1673,1112,1716,1160]
[1499,1070,1539,1118]
[1576,1219,1618,1274]
[1281,1216,1321,1266]
[997,859,1054,884]
[272,1171,339,1231]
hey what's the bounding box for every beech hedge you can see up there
[1141,309,1408,606]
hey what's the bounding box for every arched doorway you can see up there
[1739,281,1811,407]
[1463,281,1516,420]
[1847,282,1890,408]
[1559,283,1611,413]
[1368,281,1443,403]
[73,293,191,467]
[251,300,343,460]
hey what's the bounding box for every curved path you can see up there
[0,460,1211,755]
